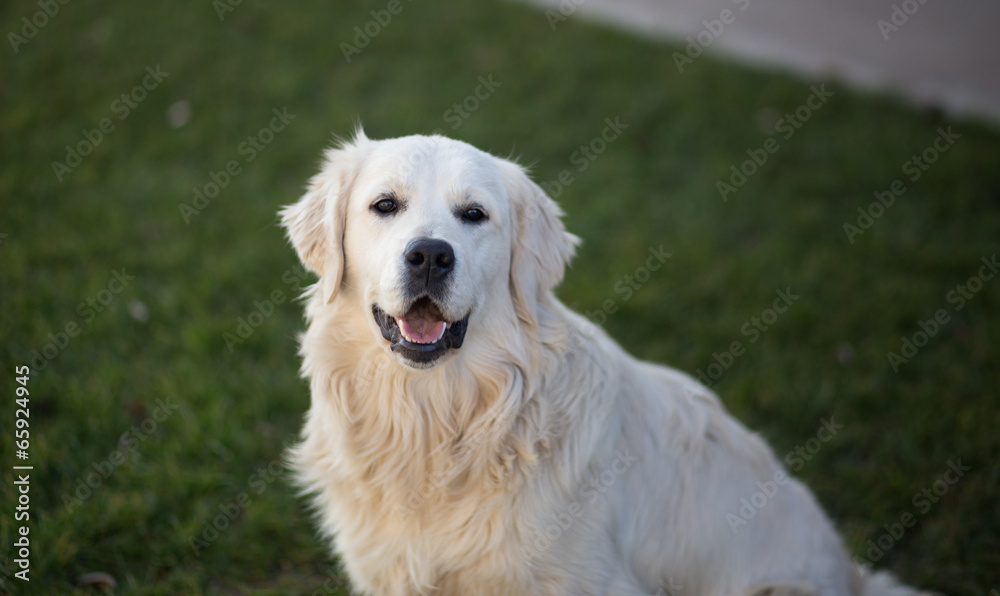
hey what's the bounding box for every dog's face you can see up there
[281,132,578,369]
[345,136,512,367]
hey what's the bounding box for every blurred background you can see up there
[1,0,998,594]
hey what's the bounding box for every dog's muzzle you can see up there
[373,299,469,366]
[371,237,469,366]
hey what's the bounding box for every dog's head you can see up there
[280,130,578,369]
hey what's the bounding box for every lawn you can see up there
[1,0,998,594]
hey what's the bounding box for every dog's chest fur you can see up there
[293,314,578,594]
[296,390,564,595]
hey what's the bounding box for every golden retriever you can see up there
[280,131,928,596]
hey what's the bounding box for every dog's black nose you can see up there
[404,238,455,286]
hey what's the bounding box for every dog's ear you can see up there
[280,131,366,303]
[501,160,580,328]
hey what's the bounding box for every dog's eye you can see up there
[372,197,397,215]
[462,207,487,223]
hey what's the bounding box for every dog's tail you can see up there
[860,568,938,596]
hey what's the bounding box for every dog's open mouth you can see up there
[373,298,469,365]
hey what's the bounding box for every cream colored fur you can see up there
[280,131,929,596]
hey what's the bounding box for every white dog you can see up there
[280,131,928,596]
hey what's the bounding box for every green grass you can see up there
[1,0,998,593]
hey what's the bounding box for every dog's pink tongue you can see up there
[399,316,446,344]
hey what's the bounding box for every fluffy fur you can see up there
[280,131,929,596]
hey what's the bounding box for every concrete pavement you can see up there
[514,0,1000,124]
